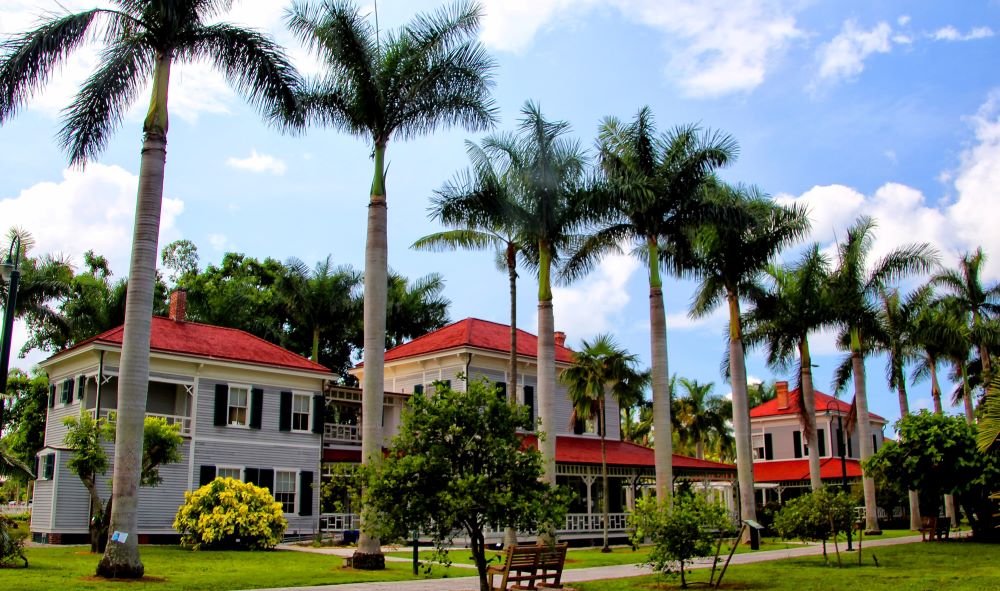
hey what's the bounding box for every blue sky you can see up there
[1,0,998,433]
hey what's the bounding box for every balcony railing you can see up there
[319,513,360,532]
[324,423,362,446]
[87,408,192,437]
[317,511,632,535]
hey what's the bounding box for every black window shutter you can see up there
[244,467,260,487]
[764,433,774,460]
[443,379,451,389]
[573,418,586,435]
[793,431,802,458]
[497,381,507,399]
[249,388,264,429]
[279,391,292,432]
[258,469,274,492]
[48,385,56,408]
[872,434,878,452]
[77,376,86,401]
[413,384,424,395]
[61,379,71,403]
[847,435,853,458]
[199,465,216,486]
[299,471,314,516]
[818,429,826,456]
[214,384,229,426]
[311,395,324,434]
[524,386,535,426]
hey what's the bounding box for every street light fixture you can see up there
[0,234,22,431]
[825,399,853,551]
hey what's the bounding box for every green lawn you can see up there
[386,538,806,569]
[573,540,997,591]
[2,545,455,591]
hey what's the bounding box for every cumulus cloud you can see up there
[479,0,803,97]
[816,20,893,83]
[226,151,288,175]
[551,253,639,340]
[0,164,184,275]
[931,26,994,42]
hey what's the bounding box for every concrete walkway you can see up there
[258,533,942,591]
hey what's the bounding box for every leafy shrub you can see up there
[772,488,853,563]
[0,515,28,567]
[629,492,733,588]
[173,477,287,550]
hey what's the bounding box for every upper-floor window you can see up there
[274,470,297,513]
[292,393,311,432]
[228,386,249,427]
[752,433,773,460]
[217,466,242,480]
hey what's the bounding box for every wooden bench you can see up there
[919,516,951,541]
[486,543,570,591]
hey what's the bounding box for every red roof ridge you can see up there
[750,386,886,423]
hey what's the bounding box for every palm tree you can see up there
[414,147,527,401]
[875,286,931,530]
[283,1,496,564]
[931,248,1000,386]
[566,108,737,503]
[828,216,937,534]
[0,2,301,577]
[747,380,777,409]
[911,296,970,414]
[562,334,648,552]
[742,245,833,491]
[278,256,361,363]
[385,271,450,348]
[687,180,809,529]
[621,398,654,446]
[673,379,732,461]
[433,103,588,503]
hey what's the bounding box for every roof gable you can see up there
[749,387,886,423]
[382,318,575,364]
[49,316,330,374]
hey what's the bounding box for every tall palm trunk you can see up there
[895,375,922,530]
[960,363,974,423]
[97,54,172,579]
[798,339,822,491]
[536,244,557,541]
[599,396,610,552]
[504,244,519,549]
[648,239,673,503]
[929,356,943,414]
[356,142,388,565]
[974,310,992,384]
[849,330,880,534]
[726,289,757,531]
[311,326,320,362]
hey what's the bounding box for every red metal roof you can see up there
[53,316,331,374]
[380,318,575,364]
[521,435,736,472]
[753,458,864,483]
[750,388,886,423]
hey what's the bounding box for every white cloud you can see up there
[226,151,288,175]
[931,26,994,42]
[665,306,728,333]
[0,164,184,276]
[551,253,639,340]
[479,0,803,97]
[816,20,893,83]
[897,15,911,27]
[208,234,228,251]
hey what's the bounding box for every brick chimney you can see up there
[554,331,567,348]
[776,381,789,410]
[169,289,187,322]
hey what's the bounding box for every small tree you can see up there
[864,411,1000,541]
[173,478,287,550]
[629,492,732,588]
[362,379,570,591]
[63,415,182,552]
[772,489,854,564]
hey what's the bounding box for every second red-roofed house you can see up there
[749,381,887,504]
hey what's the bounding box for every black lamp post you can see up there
[0,235,22,432]
[825,399,853,551]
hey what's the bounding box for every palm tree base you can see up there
[350,552,386,570]
[600,546,612,553]
[95,555,144,579]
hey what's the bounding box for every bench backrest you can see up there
[506,545,541,571]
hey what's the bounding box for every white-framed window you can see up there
[752,434,766,460]
[228,385,250,427]
[274,470,297,514]
[292,393,311,432]
[217,466,242,480]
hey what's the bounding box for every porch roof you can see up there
[522,435,736,473]
[753,457,863,483]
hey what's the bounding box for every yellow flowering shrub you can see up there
[173,478,287,550]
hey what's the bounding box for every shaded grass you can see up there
[573,539,997,591]
[3,545,457,591]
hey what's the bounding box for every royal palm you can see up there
[687,181,809,529]
[568,107,736,502]
[673,379,732,461]
[284,0,496,564]
[0,0,299,577]
[828,216,936,534]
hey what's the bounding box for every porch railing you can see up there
[86,408,192,437]
[317,511,632,535]
[324,423,362,446]
[319,513,361,532]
